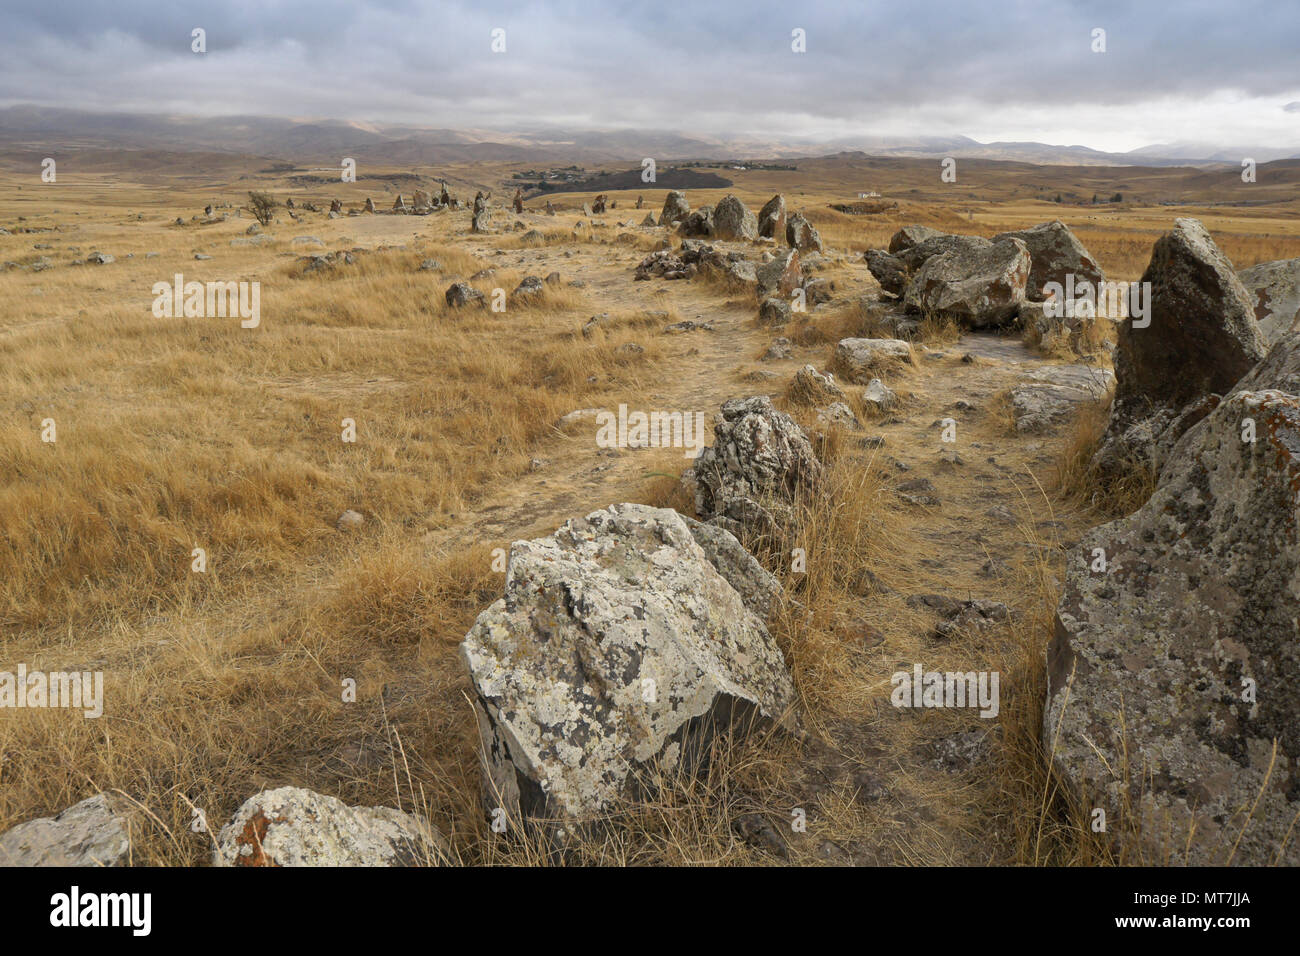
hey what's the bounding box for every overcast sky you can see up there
[2,0,1298,152]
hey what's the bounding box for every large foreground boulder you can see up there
[0,794,133,866]
[1046,379,1300,866]
[713,195,758,241]
[213,787,447,866]
[903,237,1030,327]
[1093,218,1265,479]
[460,504,793,841]
[691,396,822,538]
[1237,257,1300,347]
[993,220,1105,301]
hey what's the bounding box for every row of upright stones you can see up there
[861,213,1300,864]
[1045,218,1300,866]
[464,191,831,845]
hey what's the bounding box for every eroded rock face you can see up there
[993,220,1105,301]
[213,787,446,866]
[460,504,794,838]
[660,190,689,227]
[1046,385,1300,866]
[679,513,783,620]
[758,194,787,241]
[1094,218,1265,479]
[692,396,822,538]
[0,794,132,866]
[713,195,758,241]
[903,237,1030,328]
[1238,257,1300,347]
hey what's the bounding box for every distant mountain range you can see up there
[1,105,1297,168]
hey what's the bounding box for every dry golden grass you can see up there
[4,155,1299,867]
[1052,397,1155,516]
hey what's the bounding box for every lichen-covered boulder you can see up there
[213,787,447,866]
[895,233,990,272]
[692,395,822,538]
[445,281,485,308]
[1046,384,1300,866]
[785,213,823,254]
[1237,256,1300,347]
[903,237,1030,328]
[460,504,793,840]
[679,513,783,620]
[660,190,689,227]
[758,194,787,241]
[712,195,758,241]
[512,275,546,301]
[471,192,492,233]
[0,794,132,866]
[755,248,802,299]
[993,220,1105,301]
[1093,218,1265,480]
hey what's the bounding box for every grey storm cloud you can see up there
[1,0,1299,146]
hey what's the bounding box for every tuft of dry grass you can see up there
[1052,397,1155,516]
